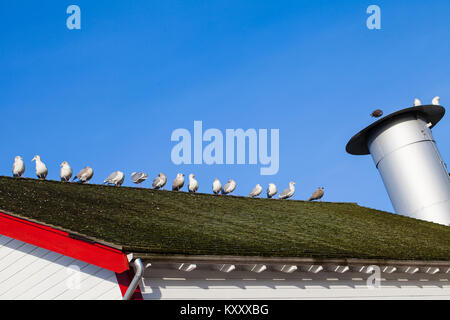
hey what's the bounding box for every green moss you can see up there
[0,176,449,260]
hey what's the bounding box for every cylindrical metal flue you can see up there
[347,105,450,226]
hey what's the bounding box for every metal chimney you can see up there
[346,105,450,226]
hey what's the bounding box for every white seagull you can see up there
[267,183,277,198]
[279,182,295,200]
[104,171,125,186]
[172,173,185,191]
[249,184,262,198]
[31,155,48,180]
[60,161,73,182]
[73,166,94,183]
[222,179,236,195]
[432,96,440,105]
[188,174,199,193]
[212,178,222,195]
[131,172,148,187]
[12,156,25,177]
[414,98,422,107]
[152,173,167,190]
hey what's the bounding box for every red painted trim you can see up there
[116,269,143,300]
[0,211,130,273]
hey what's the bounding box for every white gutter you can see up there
[123,258,144,300]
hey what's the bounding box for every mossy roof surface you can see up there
[0,176,449,261]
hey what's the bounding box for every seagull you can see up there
[212,178,222,195]
[12,156,25,177]
[60,161,73,182]
[222,179,236,195]
[131,172,148,188]
[172,173,185,191]
[267,183,277,198]
[308,187,325,201]
[414,98,422,107]
[370,109,383,118]
[152,173,167,190]
[249,184,262,198]
[104,171,125,186]
[73,166,94,183]
[279,182,295,200]
[432,96,440,105]
[188,174,199,193]
[31,155,48,180]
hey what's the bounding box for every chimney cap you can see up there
[346,105,445,155]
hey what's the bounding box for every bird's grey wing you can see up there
[152,177,160,188]
[131,172,139,182]
[249,187,258,196]
[106,172,118,182]
[279,188,290,198]
[131,172,145,183]
[77,168,88,178]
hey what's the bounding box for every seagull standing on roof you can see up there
[249,184,262,198]
[222,179,236,195]
[172,173,185,191]
[432,96,440,105]
[104,171,125,186]
[414,98,422,106]
[131,172,148,188]
[279,182,295,200]
[60,161,72,182]
[31,155,48,180]
[12,156,25,177]
[267,183,277,198]
[212,178,222,195]
[73,166,94,183]
[308,187,325,201]
[152,173,167,189]
[371,109,383,118]
[188,174,199,193]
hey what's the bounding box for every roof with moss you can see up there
[0,176,449,261]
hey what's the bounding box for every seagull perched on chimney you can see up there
[432,96,440,105]
[414,98,422,107]
[308,187,325,201]
[279,182,295,200]
[371,109,383,118]
[188,174,199,193]
[60,161,73,182]
[12,156,25,177]
[31,155,48,180]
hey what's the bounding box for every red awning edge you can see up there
[0,211,130,273]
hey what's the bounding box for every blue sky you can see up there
[0,1,449,213]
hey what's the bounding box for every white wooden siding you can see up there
[139,267,450,300]
[0,235,122,300]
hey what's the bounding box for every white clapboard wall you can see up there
[139,267,450,300]
[0,235,122,300]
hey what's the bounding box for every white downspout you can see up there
[123,258,144,300]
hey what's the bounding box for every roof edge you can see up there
[132,253,450,266]
[0,211,130,273]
